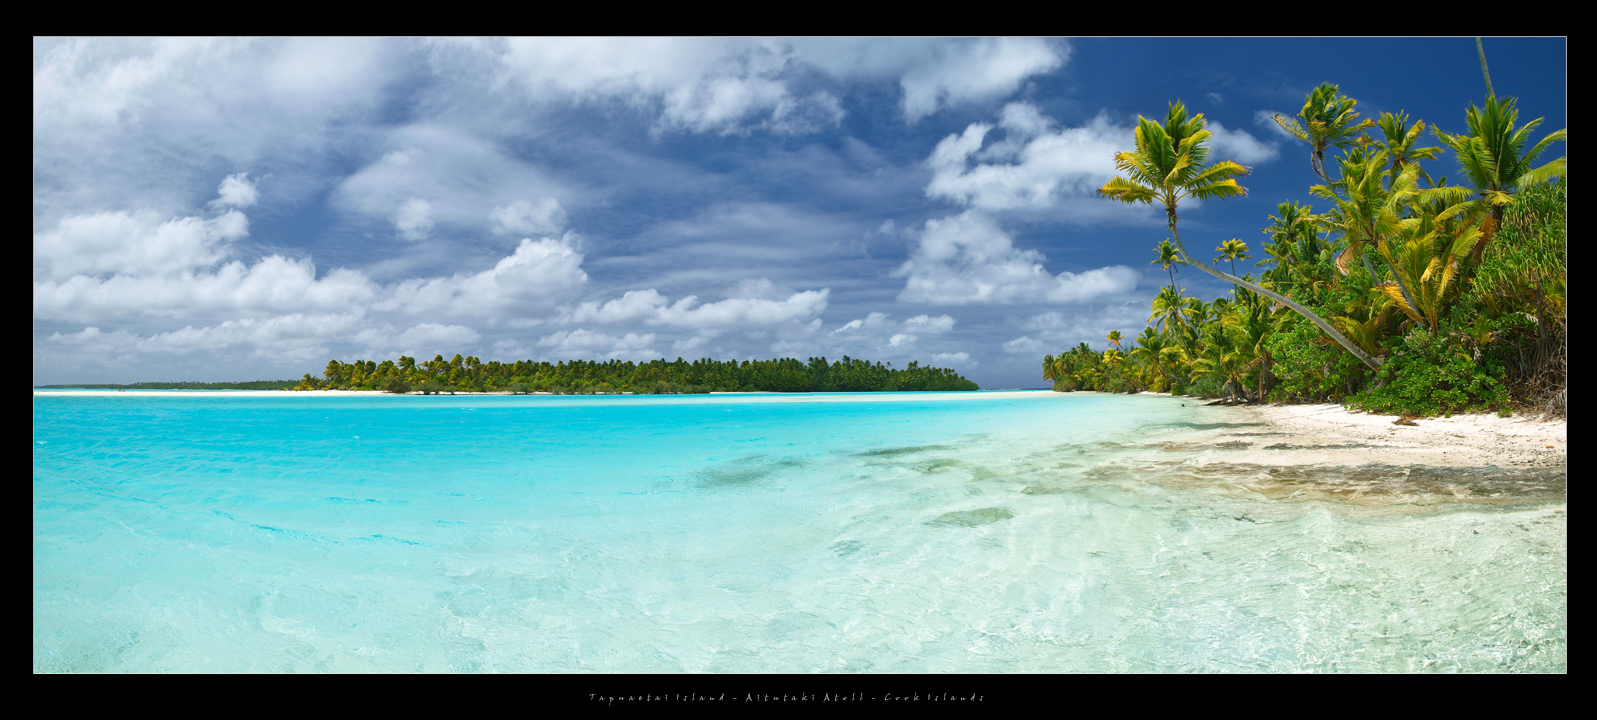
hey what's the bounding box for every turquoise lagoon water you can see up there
[34,391,1565,672]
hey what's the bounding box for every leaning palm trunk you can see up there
[1167,217,1382,371]
[1361,253,1380,289]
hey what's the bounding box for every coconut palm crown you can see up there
[1375,111,1443,187]
[1099,102,1250,221]
[1271,83,1377,183]
[1428,95,1566,263]
[1214,239,1250,277]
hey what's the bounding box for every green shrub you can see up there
[1346,327,1508,416]
[1266,314,1370,403]
[1186,376,1226,398]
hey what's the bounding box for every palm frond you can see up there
[1098,176,1156,204]
[1184,179,1247,202]
[1515,157,1566,189]
[1272,115,1308,142]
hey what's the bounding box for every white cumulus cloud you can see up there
[34,255,376,322]
[333,126,569,241]
[926,108,1131,211]
[481,38,1067,132]
[34,208,247,280]
[46,313,364,362]
[494,38,845,136]
[211,173,260,208]
[898,39,1065,123]
[1002,336,1048,355]
[1206,119,1279,164]
[926,105,1277,213]
[380,235,590,317]
[561,286,829,330]
[901,314,956,333]
[396,323,482,354]
[535,328,659,361]
[893,211,1138,305]
[819,312,971,365]
[489,198,567,236]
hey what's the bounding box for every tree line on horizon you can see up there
[1043,59,1565,418]
[293,355,979,394]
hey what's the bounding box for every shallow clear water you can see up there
[33,392,1565,672]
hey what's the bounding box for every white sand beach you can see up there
[1246,403,1567,469]
[1124,391,1565,469]
[1100,399,1569,508]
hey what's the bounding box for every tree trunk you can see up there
[1167,213,1383,371]
[1360,252,1378,284]
[1256,354,1269,402]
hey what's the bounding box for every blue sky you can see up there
[33,37,1566,388]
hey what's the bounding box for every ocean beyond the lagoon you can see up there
[33,391,1565,672]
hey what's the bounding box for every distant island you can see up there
[37,381,299,390]
[294,355,979,394]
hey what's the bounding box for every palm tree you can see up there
[1222,284,1276,402]
[1188,317,1248,403]
[1214,239,1250,277]
[1148,285,1187,335]
[1429,95,1566,263]
[1100,101,1383,370]
[1107,329,1123,351]
[1316,149,1427,314]
[1272,83,1377,184]
[1183,297,1214,334]
[1130,326,1183,390]
[1375,111,1443,187]
[1374,212,1480,333]
[1150,239,1182,295]
[324,359,344,386]
[1259,201,1327,292]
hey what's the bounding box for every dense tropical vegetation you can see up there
[1043,56,1565,418]
[293,355,978,394]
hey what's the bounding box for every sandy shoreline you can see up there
[1112,391,1565,469]
[1234,402,1566,469]
[1106,399,1568,508]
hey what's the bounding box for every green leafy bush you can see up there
[1185,376,1226,398]
[1266,314,1370,402]
[1346,326,1508,416]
